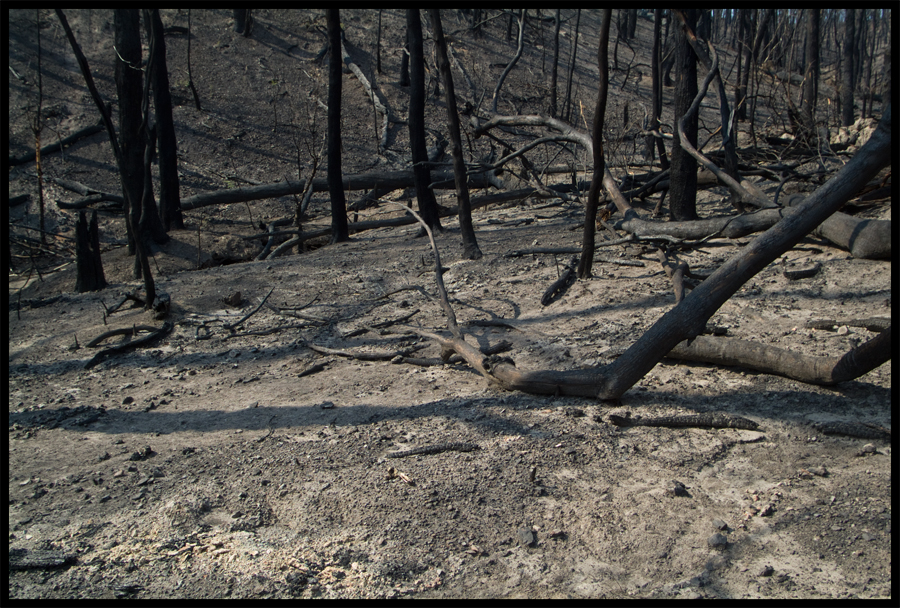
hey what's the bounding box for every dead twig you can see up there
[223,288,275,331]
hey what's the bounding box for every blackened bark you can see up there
[399,38,410,87]
[74,210,107,293]
[645,9,668,168]
[233,10,251,36]
[115,9,146,258]
[549,9,561,117]
[146,9,183,230]
[562,9,580,122]
[669,8,698,221]
[326,9,350,243]
[577,9,611,280]
[841,9,856,126]
[734,9,750,121]
[428,9,482,260]
[406,9,442,231]
[800,9,820,131]
[626,9,637,40]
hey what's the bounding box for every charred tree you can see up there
[577,9,611,280]
[406,9,442,232]
[549,9,561,117]
[645,9,669,168]
[326,9,350,243]
[57,9,157,306]
[115,9,167,281]
[492,9,526,114]
[399,37,410,87]
[145,9,183,231]
[841,9,857,126]
[734,9,750,121]
[668,8,699,221]
[428,9,482,260]
[800,9,820,135]
[233,9,252,36]
[562,9,581,122]
[74,210,107,293]
[115,8,147,259]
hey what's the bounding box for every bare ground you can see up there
[8,9,892,600]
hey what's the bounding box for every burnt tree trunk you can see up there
[114,9,146,260]
[56,9,158,306]
[326,9,350,243]
[645,9,668,168]
[668,8,698,221]
[145,9,183,231]
[428,9,482,260]
[233,9,252,36]
[548,9,561,117]
[115,8,166,289]
[562,9,580,122]
[74,210,107,293]
[406,9,442,231]
[577,9,611,279]
[734,9,749,121]
[841,9,856,126]
[800,9,820,135]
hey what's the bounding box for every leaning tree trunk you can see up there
[577,9,611,279]
[406,9,442,231]
[428,9,482,260]
[436,105,892,399]
[668,8,699,221]
[145,9,183,231]
[326,8,350,243]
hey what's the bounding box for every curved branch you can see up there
[491,9,526,113]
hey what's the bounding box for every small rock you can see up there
[98,452,111,462]
[122,396,134,405]
[517,528,535,547]
[856,443,877,457]
[759,565,775,577]
[708,533,727,549]
[711,519,728,531]
[669,480,689,497]
[232,511,244,519]
[320,401,335,409]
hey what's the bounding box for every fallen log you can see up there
[9,122,104,166]
[180,169,498,211]
[785,193,891,259]
[665,329,891,385]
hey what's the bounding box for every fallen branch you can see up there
[84,322,173,369]
[341,36,390,152]
[223,288,275,331]
[540,256,578,306]
[9,122,104,166]
[306,343,426,361]
[86,325,162,348]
